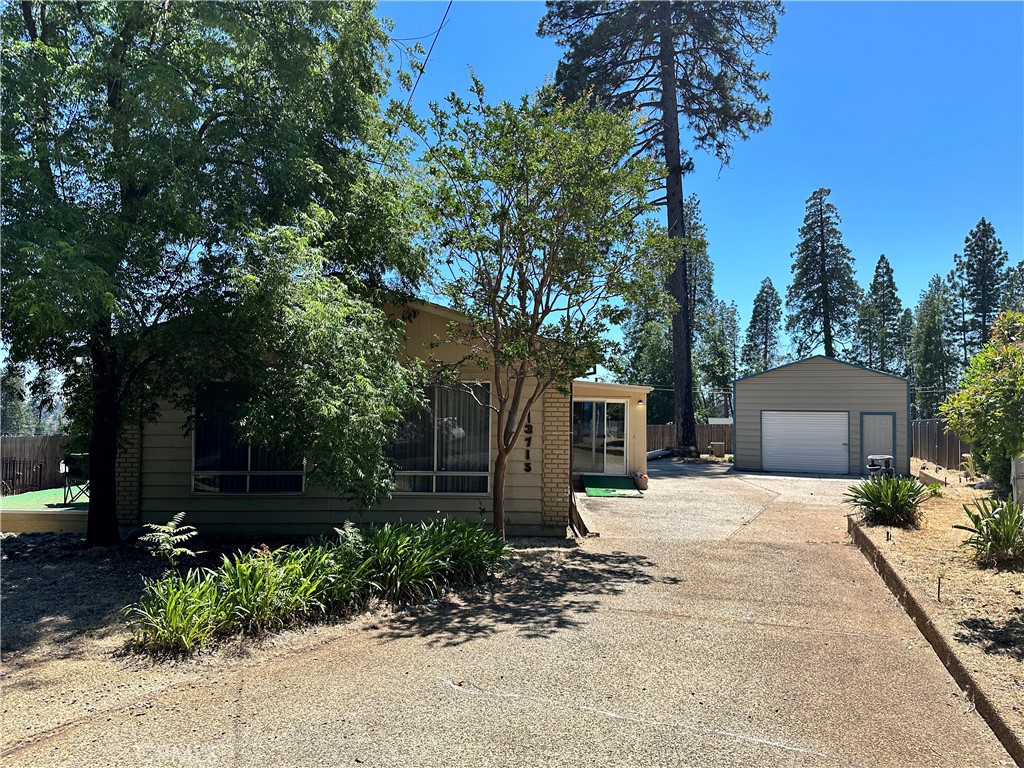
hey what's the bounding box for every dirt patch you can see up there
[0,532,574,754]
[856,459,1024,741]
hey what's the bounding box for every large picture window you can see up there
[192,385,304,494]
[390,383,490,494]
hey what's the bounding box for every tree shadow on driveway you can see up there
[375,540,656,647]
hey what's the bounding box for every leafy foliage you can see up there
[407,79,661,536]
[1,2,421,545]
[786,188,860,358]
[139,513,201,570]
[740,278,783,375]
[125,519,509,655]
[843,476,929,528]
[954,498,1024,567]
[941,311,1024,491]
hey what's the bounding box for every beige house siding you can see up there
[734,357,909,476]
[570,380,651,477]
[137,303,566,537]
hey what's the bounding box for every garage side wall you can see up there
[734,358,908,475]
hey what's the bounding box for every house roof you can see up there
[572,380,653,397]
[733,355,910,385]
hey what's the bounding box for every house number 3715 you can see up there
[524,411,534,472]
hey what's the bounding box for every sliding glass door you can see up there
[572,400,627,475]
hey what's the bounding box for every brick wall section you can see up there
[541,390,571,529]
[115,422,142,527]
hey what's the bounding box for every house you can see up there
[733,356,910,476]
[113,302,651,537]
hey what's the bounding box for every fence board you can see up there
[910,419,971,469]
[0,435,70,492]
[647,424,733,455]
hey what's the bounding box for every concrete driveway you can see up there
[5,463,1013,767]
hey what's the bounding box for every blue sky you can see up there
[377,1,1023,351]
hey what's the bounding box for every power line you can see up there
[377,0,453,176]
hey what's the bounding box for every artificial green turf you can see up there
[0,487,88,511]
[581,474,643,498]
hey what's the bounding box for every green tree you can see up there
[619,320,674,424]
[2,2,423,546]
[961,217,1009,348]
[539,0,783,454]
[0,364,34,436]
[947,260,972,371]
[785,188,859,358]
[411,81,661,538]
[741,277,783,375]
[850,255,905,373]
[911,276,958,418]
[1003,262,1024,313]
[696,300,740,418]
[942,311,1024,492]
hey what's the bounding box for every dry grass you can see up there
[859,458,1024,738]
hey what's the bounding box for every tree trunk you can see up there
[659,3,697,454]
[491,450,508,540]
[85,335,123,548]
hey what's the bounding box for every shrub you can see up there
[138,512,201,570]
[124,518,507,654]
[124,569,224,654]
[843,475,929,528]
[953,498,1024,567]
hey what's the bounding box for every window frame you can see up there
[190,393,306,497]
[392,381,492,496]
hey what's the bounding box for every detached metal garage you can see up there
[734,356,910,476]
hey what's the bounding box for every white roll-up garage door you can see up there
[761,411,849,474]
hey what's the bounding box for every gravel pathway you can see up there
[2,466,1014,767]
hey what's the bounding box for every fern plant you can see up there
[954,498,1024,567]
[139,512,201,570]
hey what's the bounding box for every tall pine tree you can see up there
[1003,262,1024,312]
[539,1,782,453]
[911,275,958,418]
[961,217,1008,347]
[947,259,972,371]
[850,255,905,373]
[740,277,782,375]
[785,188,859,358]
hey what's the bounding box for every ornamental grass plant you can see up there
[954,498,1024,567]
[843,475,930,528]
[124,519,509,655]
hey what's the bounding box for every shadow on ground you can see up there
[376,540,657,647]
[956,606,1024,661]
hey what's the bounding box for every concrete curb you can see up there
[848,515,1024,767]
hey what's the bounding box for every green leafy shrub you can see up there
[843,475,929,528]
[139,512,201,569]
[953,498,1024,567]
[124,518,507,654]
[124,569,224,654]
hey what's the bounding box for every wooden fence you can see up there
[0,434,69,492]
[647,424,733,455]
[910,419,971,469]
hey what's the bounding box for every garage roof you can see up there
[734,355,910,385]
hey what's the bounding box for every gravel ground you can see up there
[1,470,1016,767]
